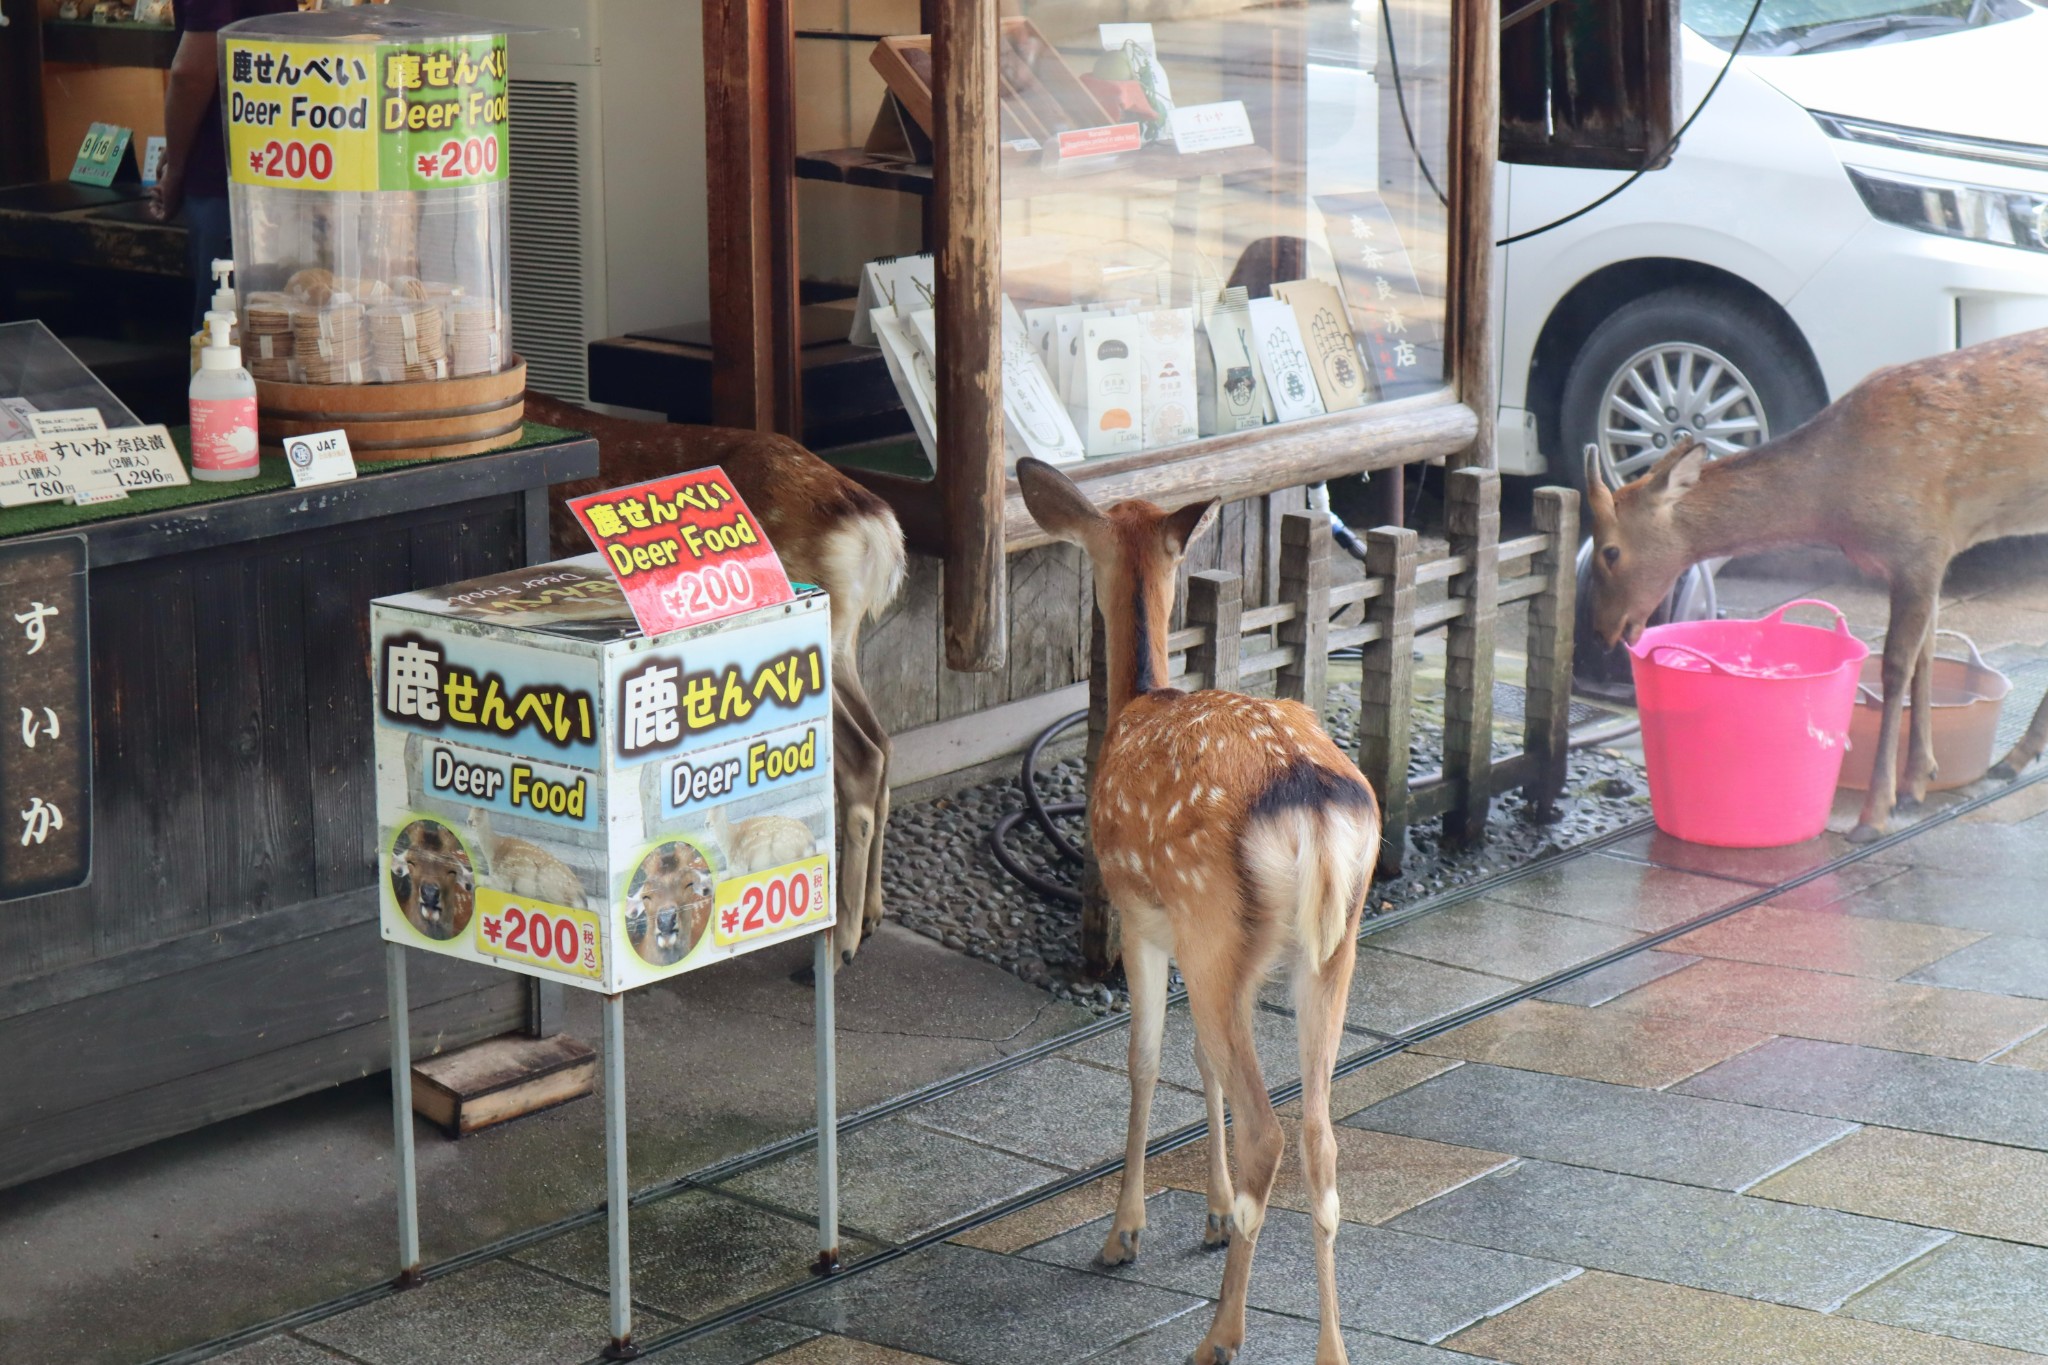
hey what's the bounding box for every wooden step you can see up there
[411,1031,595,1138]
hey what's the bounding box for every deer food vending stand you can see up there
[371,469,840,1357]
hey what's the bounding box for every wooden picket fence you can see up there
[1079,468,1581,973]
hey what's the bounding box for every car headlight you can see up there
[1845,166,2048,254]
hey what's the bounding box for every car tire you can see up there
[1558,286,1827,498]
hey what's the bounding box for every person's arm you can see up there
[150,33,218,221]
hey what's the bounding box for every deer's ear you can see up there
[1017,457,1108,550]
[1582,445,1616,526]
[1643,438,1707,509]
[1162,499,1219,558]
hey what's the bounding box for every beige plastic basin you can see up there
[1839,630,2011,792]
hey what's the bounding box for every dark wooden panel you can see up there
[88,560,209,955]
[1004,543,1089,705]
[1500,0,1678,172]
[196,548,319,923]
[0,979,526,1191]
[860,551,943,737]
[0,917,516,1127]
[303,528,414,899]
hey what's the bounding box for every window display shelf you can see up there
[42,19,178,69]
[795,141,1277,200]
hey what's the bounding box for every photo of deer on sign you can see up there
[568,469,795,637]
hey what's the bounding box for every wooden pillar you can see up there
[1275,511,1329,712]
[1360,526,1418,875]
[1522,486,1579,820]
[935,0,1006,673]
[703,0,799,434]
[1081,605,1117,977]
[1442,467,1500,845]
[1446,0,1499,470]
[1186,570,1244,693]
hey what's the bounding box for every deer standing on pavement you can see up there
[1017,458,1380,1365]
[1581,327,2048,842]
[524,393,907,965]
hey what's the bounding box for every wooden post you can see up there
[1275,511,1329,712]
[935,0,1006,673]
[1522,486,1579,821]
[1186,570,1243,693]
[1081,604,1118,977]
[702,0,796,433]
[1446,0,1499,471]
[1360,527,1418,875]
[1442,468,1500,846]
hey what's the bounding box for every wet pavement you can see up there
[176,774,2048,1365]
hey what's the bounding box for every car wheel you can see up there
[1558,286,1826,495]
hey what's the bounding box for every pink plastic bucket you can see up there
[1629,599,1869,848]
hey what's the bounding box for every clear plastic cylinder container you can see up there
[220,7,513,386]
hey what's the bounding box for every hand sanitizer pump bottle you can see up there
[190,311,259,482]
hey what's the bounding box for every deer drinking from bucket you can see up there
[1582,327,2048,842]
[526,393,907,965]
[1017,458,1380,1365]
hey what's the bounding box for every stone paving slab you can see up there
[517,1189,878,1325]
[1603,828,1863,888]
[1750,1126,2048,1247]
[1390,1160,1950,1312]
[1364,900,1642,984]
[1842,1236,2048,1355]
[1265,948,1519,1038]
[722,1117,1064,1244]
[1063,1003,1302,1093]
[1080,1305,1503,1365]
[906,1058,1208,1172]
[1481,853,1754,932]
[1606,957,2048,1061]
[1994,1031,2048,1070]
[770,1242,1205,1365]
[212,1336,357,1365]
[1757,859,1912,912]
[1533,949,1700,1007]
[1907,936,2048,1000]
[1675,1036,2048,1150]
[1830,868,2048,940]
[760,1335,946,1364]
[1410,999,1771,1090]
[660,1318,822,1365]
[1667,903,1986,980]
[1447,1269,2038,1365]
[1146,1117,1512,1227]
[1344,1062,1853,1191]
[297,1260,679,1365]
[1885,813,2048,881]
[1022,1188,1579,1345]
[950,1174,1162,1256]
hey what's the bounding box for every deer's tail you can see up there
[820,504,906,659]
[1241,768,1379,969]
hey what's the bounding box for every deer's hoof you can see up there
[1896,792,1925,813]
[1191,1345,1236,1365]
[1990,760,2023,782]
[1096,1227,1140,1267]
[1847,822,1885,845]
[1202,1213,1231,1250]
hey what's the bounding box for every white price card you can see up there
[26,409,106,439]
[0,440,70,508]
[44,423,189,500]
[285,429,359,488]
[1168,101,1255,155]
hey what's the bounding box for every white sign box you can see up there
[372,556,835,993]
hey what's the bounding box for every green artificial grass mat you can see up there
[0,421,583,539]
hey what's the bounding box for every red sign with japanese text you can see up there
[568,469,794,638]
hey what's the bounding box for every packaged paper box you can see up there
[372,557,835,994]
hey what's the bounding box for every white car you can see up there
[1494,0,2048,491]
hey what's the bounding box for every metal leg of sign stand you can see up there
[812,928,841,1275]
[602,992,639,1360]
[387,942,422,1289]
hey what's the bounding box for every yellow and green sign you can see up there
[224,34,507,193]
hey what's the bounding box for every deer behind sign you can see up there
[1581,327,2048,841]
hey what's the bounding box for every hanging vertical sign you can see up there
[0,537,92,902]
[1316,191,1446,402]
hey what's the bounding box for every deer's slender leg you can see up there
[829,688,884,963]
[1854,570,1939,843]
[1101,924,1170,1267]
[835,663,893,940]
[1902,617,1940,808]
[1183,960,1282,1365]
[1992,690,2048,781]
[1192,1030,1234,1250]
[1294,904,1363,1365]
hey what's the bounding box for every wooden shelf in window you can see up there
[835,389,1474,559]
[43,20,178,69]
[795,140,1277,200]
